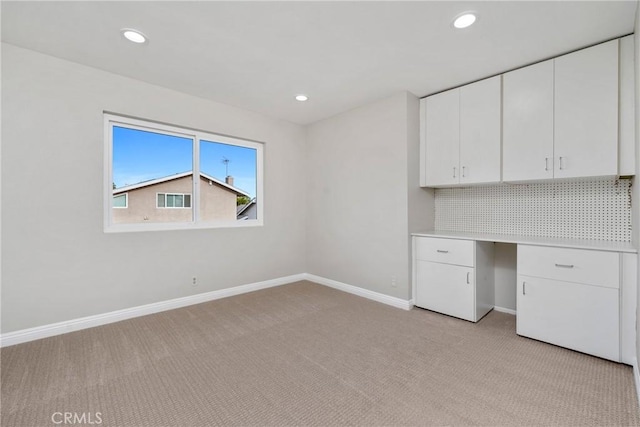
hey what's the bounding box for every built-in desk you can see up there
[411,231,637,364]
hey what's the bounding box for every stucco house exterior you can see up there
[112,172,251,224]
[236,198,257,220]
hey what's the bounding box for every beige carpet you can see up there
[1,281,638,426]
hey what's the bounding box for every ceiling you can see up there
[1,1,637,125]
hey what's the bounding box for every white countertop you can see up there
[411,230,637,253]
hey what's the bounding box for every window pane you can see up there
[112,126,193,224]
[113,194,127,208]
[199,140,257,221]
[106,114,263,231]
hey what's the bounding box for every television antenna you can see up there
[222,157,230,176]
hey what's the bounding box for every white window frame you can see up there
[104,113,264,233]
[156,192,192,209]
[113,193,128,209]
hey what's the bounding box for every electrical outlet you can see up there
[192,277,197,286]
[391,276,397,288]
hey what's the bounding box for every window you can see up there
[157,193,192,208]
[113,193,128,208]
[105,114,263,232]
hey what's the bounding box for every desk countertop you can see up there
[411,230,637,253]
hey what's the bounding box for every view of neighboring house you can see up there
[236,198,257,220]
[113,172,252,223]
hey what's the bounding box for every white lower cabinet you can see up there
[414,237,494,322]
[413,235,634,363]
[517,275,619,361]
[517,245,620,362]
[416,261,475,321]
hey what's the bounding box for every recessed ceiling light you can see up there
[295,94,309,102]
[453,13,477,29]
[121,28,147,44]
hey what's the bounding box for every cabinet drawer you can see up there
[415,237,474,267]
[518,245,619,289]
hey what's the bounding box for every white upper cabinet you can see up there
[554,39,618,179]
[422,37,627,187]
[425,89,460,186]
[503,60,554,181]
[503,40,619,182]
[460,76,502,184]
[424,76,501,187]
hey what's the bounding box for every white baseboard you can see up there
[0,274,306,348]
[634,358,640,408]
[493,306,517,315]
[304,274,412,311]
[1,273,413,347]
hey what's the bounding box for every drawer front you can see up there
[517,245,619,289]
[415,237,474,267]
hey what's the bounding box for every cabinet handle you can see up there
[462,166,466,177]
[523,282,526,295]
[436,250,449,253]
[466,272,470,284]
[545,157,549,171]
[554,263,574,269]
[559,156,564,170]
[453,167,456,178]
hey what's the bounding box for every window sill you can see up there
[104,219,263,233]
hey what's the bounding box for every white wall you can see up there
[494,243,517,311]
[1,44,307,333]
[306,92,433,300]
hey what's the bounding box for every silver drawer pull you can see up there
[466,272,470,284]
[555,263,574,269]
[436,250,449,253]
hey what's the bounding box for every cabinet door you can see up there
[503,60,554,181]
[554,40,618,179]
[425,89,460,186]
[517,275,619,361]
[416,260,474,322]
[459,76,502,184]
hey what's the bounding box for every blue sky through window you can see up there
[201,139,257,198]
[113,126,257,198]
